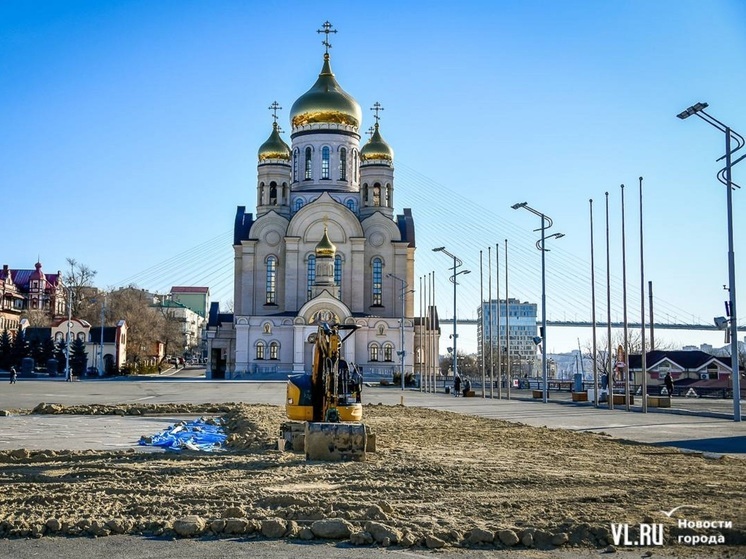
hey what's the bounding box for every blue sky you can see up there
[2,1,745,353]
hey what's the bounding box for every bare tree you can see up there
[63,258,98,318]
[581,330,676,379]
[107,286,161,364]
[153,297,187,361]
[24,309,51,328]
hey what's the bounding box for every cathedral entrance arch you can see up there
[296,293,355,373]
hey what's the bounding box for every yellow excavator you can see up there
[284,322,370,461]
[286,322,362,422]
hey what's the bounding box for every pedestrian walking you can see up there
[664,372,674,397]
[9,366,17,384]
[453,374,461,397]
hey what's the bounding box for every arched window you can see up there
[385,184,392,207]
[307,254,316,300]
[353,149,359,181]
[372,257,382,306]
[294,198,304,212]
[334,255,342,287]
[339,147,347,180]
[321,146,330,179]
[269,182,277,205]
[293,149,299,182]
[269,341,279,360]
[346,199,356,213]
[256,341,265,360]
[373,183,381,206]
[416,346,422,363]
[383,343,394,362]
[266,256,277,304]
[369,344,379,362]
[304,147,312,180]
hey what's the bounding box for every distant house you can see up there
[152,297,204,358]
[169,286,209,318]
[628,350,735,387]
[22,318,127,375]
[7,262,66,318]
[0,264,25,335]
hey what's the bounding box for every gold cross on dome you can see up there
[370,102,384,124]
[268,101,282,124]
[317,21,337,54]
[366,126,375,136]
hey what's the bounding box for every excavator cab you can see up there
[286,322,363,423]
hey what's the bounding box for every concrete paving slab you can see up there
[0,379,744,456]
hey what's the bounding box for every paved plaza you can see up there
[0,375,744,457]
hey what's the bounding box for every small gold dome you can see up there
[315,226,336,257]
[290,54,362,129]
[258,122,291,161]
[360,123,394,161]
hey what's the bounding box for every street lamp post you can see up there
[65,284,72,382]
[678,102,744,422]
[511,202,564,403]
[387,273,411,390]
[432,247,470,382]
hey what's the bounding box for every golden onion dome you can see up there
[257,122,291,161]
[360,123,394,162]
[315,226,336,258]
[290,54,362,129]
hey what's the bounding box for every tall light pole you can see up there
[98,294,106,377]
[511,203,564,403]
[678,102,744,422]
[64,283,72,382]
[432,247,470,381]
[387,273,412,391]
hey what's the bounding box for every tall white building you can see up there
[206,24,437,380]
[477,298,539,376]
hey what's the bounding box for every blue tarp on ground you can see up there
[138,417,227,452]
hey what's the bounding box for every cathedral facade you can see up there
[206,25,433,380]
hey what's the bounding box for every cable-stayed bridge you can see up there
[439,318,746,332]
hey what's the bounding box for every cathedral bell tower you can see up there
[310,225,340,299]
[359,102,395,220]
[256,101,292,218]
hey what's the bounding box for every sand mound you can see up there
[0,402,743,552]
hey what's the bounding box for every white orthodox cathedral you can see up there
[205,23,438,380]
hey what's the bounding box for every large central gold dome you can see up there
[290,54,362,129]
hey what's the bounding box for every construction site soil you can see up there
[1,402,744,557]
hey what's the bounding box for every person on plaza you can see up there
[349,365,362,403]
[9,366,17,384]
[453,373,461,397]
[664,372,674,397]
[463,376,471,397]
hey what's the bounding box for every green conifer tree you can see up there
[11,331,29,368]
[70,337,88,376]
[53,339,67,375]
[0,329,11,370]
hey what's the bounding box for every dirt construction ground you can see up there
[0,401,744,558]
